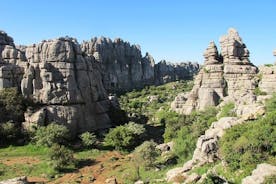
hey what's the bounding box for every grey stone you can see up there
[0,176,29,184]
[242,163,276,184]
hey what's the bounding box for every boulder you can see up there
[242,163,276,184]
[0,176,29,184]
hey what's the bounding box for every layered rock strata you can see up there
[0,31,26,89]
[81,37,199,93]
[154,60,199,85]
[259,51,276,94]
[171,28,258,114]
[21,37,113,134]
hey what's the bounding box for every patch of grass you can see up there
[214,162,250,184]
[218,102,236,118]
[0,144,49,157]
[189,163,215,175]
[254,87,267,96]
[74,149,104,160]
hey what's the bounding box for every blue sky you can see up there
[1,0,275,65]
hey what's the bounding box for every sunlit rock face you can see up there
[81,37,155,93]
[259,50,276,94]
[21,37,114,135]
[81,37,199,93]
[0,31,27,89]
[171,28,258,114]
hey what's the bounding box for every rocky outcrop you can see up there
[221,28,258,105]
[0,31,198,136]
[81,37,199,93]
[81,37,154,93]
[154,60,199,85]
[0,31,26,89]
[242,163,276,184]
[171,28,258,114]
[259,66,276,94]
[171,41,225,114]
[21,37,113,135]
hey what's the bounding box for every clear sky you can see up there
[1,0,275,65]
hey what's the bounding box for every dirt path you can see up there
[49,151,127,184]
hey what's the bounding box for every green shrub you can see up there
[265,94,276,112]
[218,102,236,118]
[80,132,97,148]
[219,111,276,171]
[166,107,218,162]
[264,64,274,67]
[49,144,75,171]
[0,121,21,143]
[133,141,160,168]
[104,122,145,151]
[0,88,25,123]
[173,126,195,162]
[254,87,267,96]
[34,123,70,147]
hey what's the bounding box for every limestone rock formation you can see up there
[221,28,258,105]
[171,28,258,114]
[154,60,199,85]
[242,163,276,184]
[21,37,113,135]
[81,37,155,92]
[171,41,224,114]
[81,37,199,93]
[259,52,276,94]
[0,31,26,89]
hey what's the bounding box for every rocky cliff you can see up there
[81,37,199,93]
[154,60,199,85]
[0,30,199,135]
[0,31,116,135]
[171,28,258,114]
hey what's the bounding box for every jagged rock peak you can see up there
[0,30,14,46]
[220,28,250,64]
[273,49,276,56]
[203,41,221,65]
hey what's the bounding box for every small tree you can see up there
[49,144,75,171]
[0,121,20,143]
[0,88,25,123]
[133,141,160,169]
[34,123,70,147]
[80,132,97,148]
[104,122,145,150]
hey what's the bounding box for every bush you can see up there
[80,132,97,148]
[133,141,160,168]
[104,122,145,151]
[173,126,195,162]
[0,88,25,123]
[254,87,267,96]
[0,121,21,143]
[34,123,70,147]
[265,94,276,112]
[49,144,75,171]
